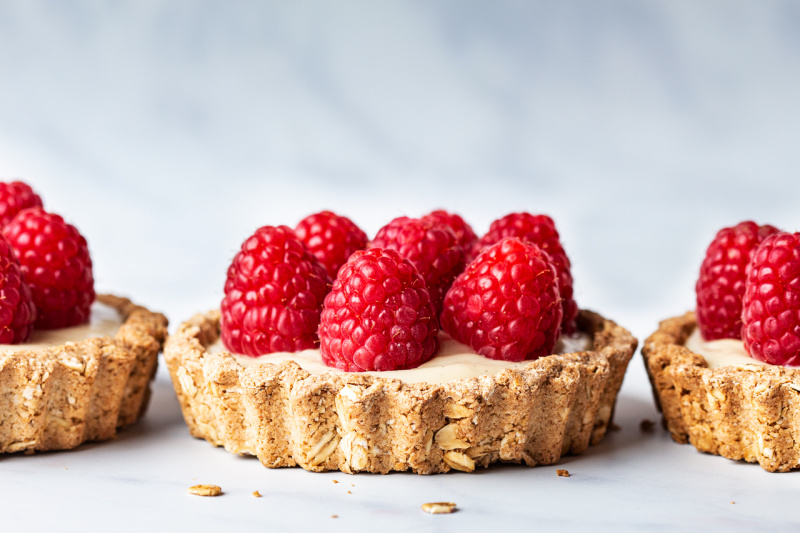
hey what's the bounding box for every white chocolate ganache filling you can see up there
[209,333,592,385]
[0,302,123,354]
[684,328,772,369]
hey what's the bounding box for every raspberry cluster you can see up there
[695,221,779,340]
[221,209,577,371]
[697,221,800,366]
[0,181,95,339]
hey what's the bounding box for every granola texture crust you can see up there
[165,310,637,474]
[643,312,800,472]
[0,294,168,454]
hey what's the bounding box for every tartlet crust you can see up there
[0,294,168,454]
[165,310,637,474]
[643,312,800,472]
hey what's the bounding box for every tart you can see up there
[643,224,800,472]
[0,294,168,453]
[164,308,636,474]
[643,312,800,472]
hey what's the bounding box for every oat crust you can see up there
[165,310,636,474]
[643,312,800,472]
[0,294,168,454]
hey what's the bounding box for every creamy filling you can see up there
[684,328,770,369]
[208,333,592,385]
[0,302,123,354]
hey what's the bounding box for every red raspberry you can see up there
[472,213,577,333]
[741,232,800,365]
[0,235,36,343]
[696,221,780,340]
[441,238,563,362]
[421,210,477,255]
[3,208,94,329]
[318,248,438,371]
[220,225,331,356]
[295,211,368,278]
[0,181,43,227]
[369,217,464,314]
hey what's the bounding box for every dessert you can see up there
[0,181,167,453]
[165,210,636,474]
[643,223,800,471]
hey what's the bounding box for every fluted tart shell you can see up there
[643,311,800,472]
[165,309,636,474]
[0,295,168,454]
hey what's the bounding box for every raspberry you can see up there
[696,221,780,340]
[3,208,94,329]
[421,210,477,255]
[318,248,438,371]
[0,181,43,227]
[741,232,800,365]
[295,211,368,278]
[0,235,36,343]
[472,213,577,333]
[441,238,563,362]
[369,217,464,314]
[220,225,331,356]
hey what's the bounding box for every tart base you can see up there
[643,312,800,472]
[165,310,637,474]
[0,295,168,454]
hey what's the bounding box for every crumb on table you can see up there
[188,484,222,497]
[422,502,457,514]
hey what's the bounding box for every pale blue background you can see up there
[1,2,800,531]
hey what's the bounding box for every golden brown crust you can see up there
[0,294,168,453]
[642,312,800,472]
[165,309,636,474]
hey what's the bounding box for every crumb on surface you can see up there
[188,484,222,497]
[332,480,339,484]
[556,469,570,477]
[252,491,262,498]
[421,502,457,514]
[347,490,352,494]
[640,419,656,432]
[331,515,339,519]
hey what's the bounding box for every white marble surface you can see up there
[2,1,800,531]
